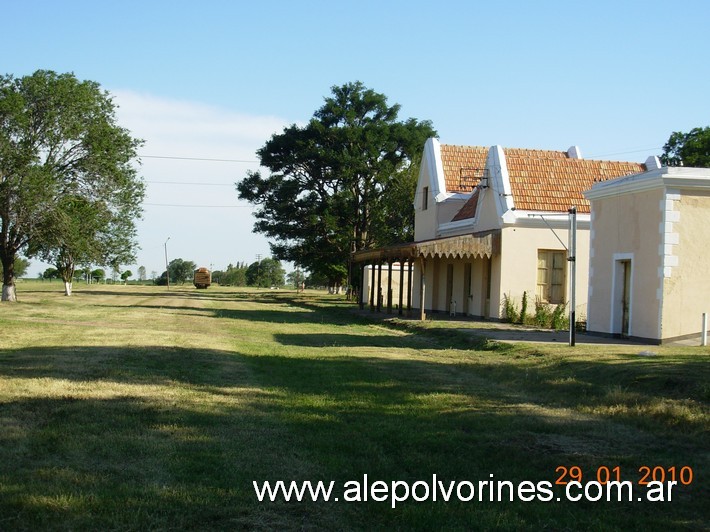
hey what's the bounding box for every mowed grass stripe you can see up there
[0,283,707,530]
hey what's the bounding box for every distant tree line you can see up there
[38,266,135,284]
[211,258,285,288]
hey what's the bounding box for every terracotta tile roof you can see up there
[504,148,646,213]
[452,189,480,221]
[440,144,489,193]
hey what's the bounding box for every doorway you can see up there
[463,263,472,315]
[614,258,632,337]
[446,264,454,314]
[481,257,491,319]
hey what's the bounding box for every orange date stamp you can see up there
[555,465,694,486]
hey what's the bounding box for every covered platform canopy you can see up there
[352,230,500,263]
[351,230,500,318]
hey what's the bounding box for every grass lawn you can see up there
[0,282,708,530]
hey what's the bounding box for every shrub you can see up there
[502,293,518,323]
[519,291,528,325]
[533,297,553,327]
[551,302,569,330]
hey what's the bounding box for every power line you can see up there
[138,146,662,166]
[144,202,253,208]
[586,147,662,159]
[146,180,235,186]
[139,154,258,163]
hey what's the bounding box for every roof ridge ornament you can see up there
[567,146,583,159]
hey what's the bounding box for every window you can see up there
[422,186,429,210]
[537,250,566,304]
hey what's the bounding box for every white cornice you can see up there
[502,209,591,229]
[585,167,710,200]
[438,217,476,236]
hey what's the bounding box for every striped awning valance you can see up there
[352,230,500,263]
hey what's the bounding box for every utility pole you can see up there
[568,207,577,347]
[164,237,171,291]
[528,211,577,347]
[255,253,262,288]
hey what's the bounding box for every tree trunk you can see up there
[1,253,16,302]
[2,283,17,302]
[59,257,75,297]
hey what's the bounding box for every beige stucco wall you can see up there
[660,190,710,340]
[497,224,589,321]
[362,264,411,310]
[587,188,664,339]
[409,221,591,321]
[414,183,438,241]
[410,260,427,312]
[470,188,502,233]
[411,256,496,317]
[410,259,436,313]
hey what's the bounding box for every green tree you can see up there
[286,268,305,290]
[30,193,142,296]
[42,267,59,280]
[237,81,435,290]
[217,263,247,286]
[120,270,132,283]
[246,258,285,288]
[111,264,120,283]
[91,268,106,283]
[305,270,329,289]
[660,127,710,167]
[166,258,196,285]
[0,70,144,301]
[78,266,92,283]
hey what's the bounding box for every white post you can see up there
[164,237,171,290]
[702,312,708,347]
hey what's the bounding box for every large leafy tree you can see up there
[0,70,144,301]
[30,193,141,296]
[237,82,436,289]
[216,262,248,286]
[660,126,710,167]
[246,257,285,288]
[163,258,196,285]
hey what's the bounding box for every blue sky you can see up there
[5,0,709,278]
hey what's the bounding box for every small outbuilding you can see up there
[585,161,710,344]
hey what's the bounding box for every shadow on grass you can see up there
[1,344,708,530]
[273,333,422,349]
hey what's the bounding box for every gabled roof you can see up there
[440,144,489,193]
[505,149,646,214]
[448,146,647,221]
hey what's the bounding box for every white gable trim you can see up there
[488,145,515,218]
[424,137,448,201]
